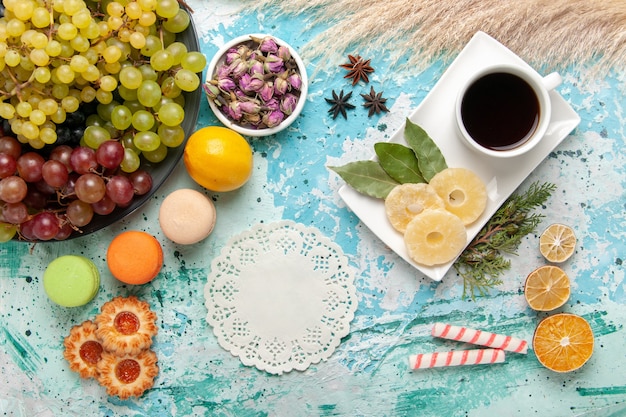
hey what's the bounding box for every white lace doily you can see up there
[204,220,357,375]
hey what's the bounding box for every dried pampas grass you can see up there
[242,0,626,76]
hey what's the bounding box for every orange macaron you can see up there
[107,231,163,285]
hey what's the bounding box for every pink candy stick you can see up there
[409,349,505,370]
[431,322,528,354]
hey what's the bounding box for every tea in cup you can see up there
[455,64,562,158]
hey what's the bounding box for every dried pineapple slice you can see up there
[404,209,467,266]
[385,183,445,233]
[429,167,487,225]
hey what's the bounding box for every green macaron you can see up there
[43,255,100,307]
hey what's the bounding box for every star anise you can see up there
[339,54,374,86]
[361,86,389,117]
[325,89,356,119]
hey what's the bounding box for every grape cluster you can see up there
[0,0,206,241]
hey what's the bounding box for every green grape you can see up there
[107,1,125,17]
[123,100,146,114]
[69,54,90,72]
[102,45,122,63]
[138,0,157,11]
[80,86,97,103]
[29,48,49,66]
[165,41,187,65]
[4,50,21,67]
[0,223,17,242]
[139,11,157,27]
[81,21,100,39]
[161,76,181,99]
[138,63,158,81]
[57,23,78,41]
[29,109,46,125]
[64,0,86,16]
[70,34,90,53]
[121,131,139,153]
[6,19,26,38]
[119,66,143,89]
[111,105,133,130]
[133,130,160,152]
[142,143,167,163]
[33,67,51,83]
[157,102,184,127]
[129,31,146,49]
[181,51,207,73]
[61,96,80,112]
[125,2,143,19]
[121,147,140,173]
[131,109,155,131]
[96,89,113,104]
[155,0,179,19]
[56,64,75,84]
[50,107,66,124]
[158,124,184,147]
[72,9,93,29]
[118,85,138,101]
[45,40,62,56]
[16,101,32,118]
[97,101,119,121]
[30,32,48,49]
[86,114,106,127]
[150,49,173,71]
[137,80,161,107]
[99,75,118,92]
[140,35,161,57]
[40,127,57,144]
[82,64,100,82]
[83,125,112,149]
[174,68,199,92]
[21,121,39,140]
[162,9,190,33]
[0,103,15,119]
[38,98,58,115]
[31,7,52,28]
[107,16,124,31]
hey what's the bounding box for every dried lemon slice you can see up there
[429,167,487,225]
[539,223,576,263]
[524,265,571,311]
[533,313,594,373]
[404,209,467,266]
[384,183,444,233]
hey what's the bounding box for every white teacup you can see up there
[455,64,562,158]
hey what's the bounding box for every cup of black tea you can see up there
[455,64,562,158]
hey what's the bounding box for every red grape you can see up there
[70,146,98,174]
[66,199,93,227]
[49,145,74,171]
[0,153,17,178]
[31,211,60,241]
[2,202,28,224]
[129,170,153,195]
[16,152,45,182]
[0,136,21,159]
[75,173,106,203]
[92,194,116,215]
[106,175,134,205]
[0,176,28,203]
[42,160,69,188]
[96,140,124,169]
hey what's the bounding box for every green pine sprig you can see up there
[454,181,557,299]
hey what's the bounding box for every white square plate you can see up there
[338,31,581,281]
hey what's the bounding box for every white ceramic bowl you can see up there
[205,34,308,137]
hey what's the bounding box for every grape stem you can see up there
[177,0,194,13]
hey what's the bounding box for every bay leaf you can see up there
[329,160,399,199]
[374,142,425,184]
[404,118,447,181]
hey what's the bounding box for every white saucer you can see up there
[338,31,581,281]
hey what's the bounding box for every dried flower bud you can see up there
[249,60,264,76]
[280,93,299,115]
[239,73,265,93]
[277,45,291,62]
[227,58,248,78]
[274,75,289,96]
[287,72,302,91]
[258,36,278,53]
[203,82,220,99]
[225,102,243,121]
[216,77,237,93]
[262,110,285,128]
[244,112,261,125]
[259,81,274,102]
[264,98,280,111]
[225,48,241,65]
[239,100,261,115]
[263,55,284,74]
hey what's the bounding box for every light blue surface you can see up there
[1,1,625,416]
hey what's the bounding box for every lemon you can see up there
[539,223,577,263]
[183,126,253,192]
